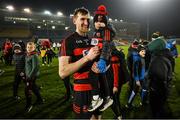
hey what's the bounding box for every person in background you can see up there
[45,48,55,66]
[40,46,47,66]
[126,45,147,108]
[25,42,43,112]
[12,44,26,100]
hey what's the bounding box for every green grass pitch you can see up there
[0,45,179,119]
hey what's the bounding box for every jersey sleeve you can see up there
[59,38,74,57]
[111,56,120,88]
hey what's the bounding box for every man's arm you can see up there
[59,46,100,79]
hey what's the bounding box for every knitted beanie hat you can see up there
[93,5,108,25]
[13,43,21,51]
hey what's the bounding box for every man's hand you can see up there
[113,87,118,94]
[85,46,100,61]
[136,80,141,87]
[20,72,24,76]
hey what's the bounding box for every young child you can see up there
[25,42,43,112]
[88,5,115,112]
[13,44,26,100]
[126,45,147,108]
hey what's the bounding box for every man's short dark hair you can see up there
[73,7,89,17]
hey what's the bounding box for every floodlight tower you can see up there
[138,0,153,41]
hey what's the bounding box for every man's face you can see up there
[73,13,90,34]
[139,50,146,58]
[27,44,35,53]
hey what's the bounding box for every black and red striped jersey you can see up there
[59,32,93,80]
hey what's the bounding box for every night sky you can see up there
[0,0,180,37]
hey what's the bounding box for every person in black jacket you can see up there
[13,44,26,100]
[45,48,55,66]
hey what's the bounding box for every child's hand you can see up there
[100,23,105,27]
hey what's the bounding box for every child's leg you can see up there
[127,80,139,106]
[98,74,114,111]
[13,73,21,97]
[111,91,122,118]
[50,56,52,63]
[141,81,147,104]
[87,70,103,112]
[47,57,50,64]
[31,77,43,103]
[100,74,111,97]
[89,70,100,96]
[42,57,44,64]
[24,78,33,111]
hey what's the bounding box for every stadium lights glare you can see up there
[44,10,51,15]
[109,18,112,21]
[6,5,14,11]
[51,21,54,23]
[115,19,118,22]
[13,21,16,24]
[137,0,154,2]
[52,26,55,29]
[37,26,41,29]
[90,16,93,20]
[65,27,69,30]
[120,19,123,22]
[70,14,74,17]
[23,8,31,13]
[57,11,63,16]
[43,20,46,22]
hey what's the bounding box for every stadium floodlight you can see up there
[13,21,16,24]
[52,26,55,29]
[51,20,54,23]
[115,19,118,22]
[137,0,155,2]
[109,18,112,22]
[57,11,63,16]
[6,5,14,11]
[120,19,123,22]
[65,27,69,30]
[37,26,41,29]
[43,20,46,22]
[90,16,93,20]
[23,8,31,13]
[44,10,51,15]
[70,14,74,17]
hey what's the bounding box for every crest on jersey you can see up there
[91,38,99,46]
